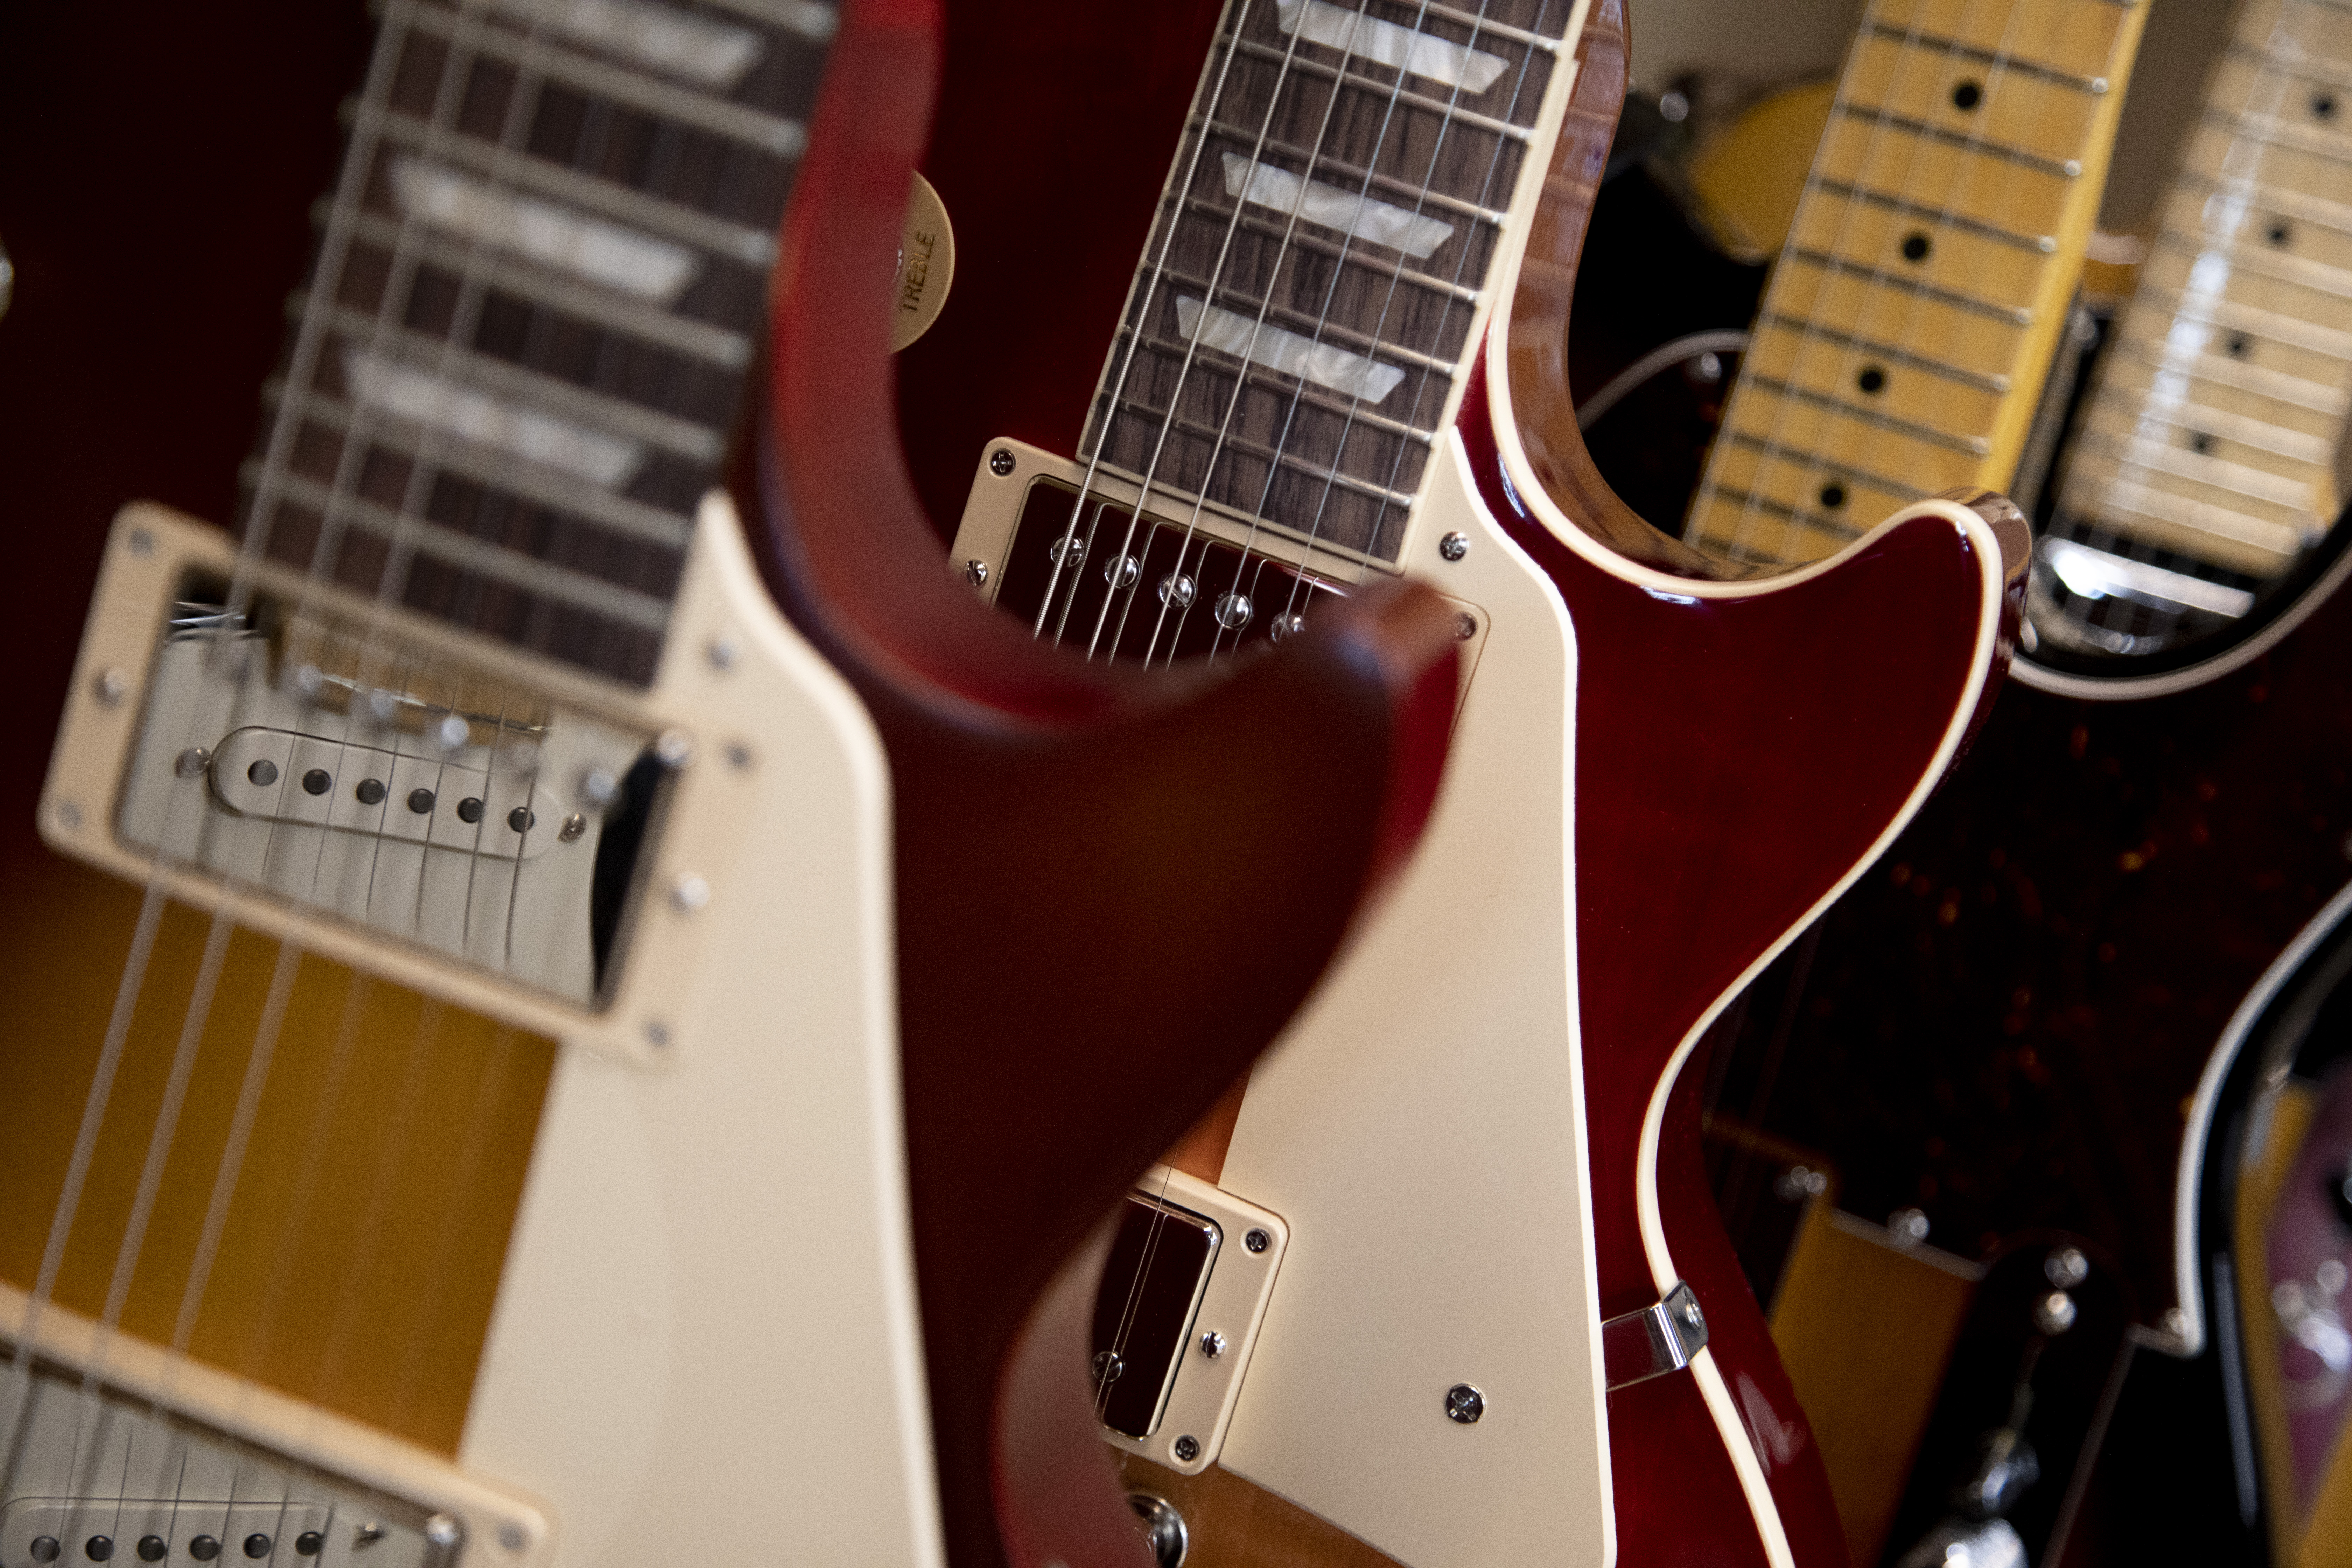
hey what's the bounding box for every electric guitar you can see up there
[887,0,2020,1564]
[1578,0,2352,1560]
[0,5,1459,1568]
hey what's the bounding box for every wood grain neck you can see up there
[1685,0,2150,566]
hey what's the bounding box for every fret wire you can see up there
[1222,36,1538,143]
[1732,372,1993,454]
[2089,396,2336,465]
[372,106,778,264]
[1407,0,1561,52]
[249,463,674,629]
[1717,428,1927,502]
[1831,99,2087,178]
[1105,392,1422,509]
[397,0,810,156]
[304,298,727,459]
[2134,283,2352,358]
[2177,172,2352,243]
[2220,109,2352,171]
[2224,40,2352,94]
[681,0,838,40]
[1860,18,2113,92]
[263,382,699,547]
[1149,264,1459,375]
[1806,177,2055,253]
[1783,246,2037,324]
[2074,430,2320,507]
[2084,480,2311,555]
[336,208,754,365]
[2115,336,2352,415]
[1755,313,2013,391]
[1108,329,1443,442]
[1698,482,1873,539]
[2144,230,2352,307]
[1085,464,1393,573]
[1189,114,1512,222]
[1174,193,1486,303]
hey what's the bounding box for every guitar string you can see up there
[1213,0,1546,663]
[1035,0,1327,652]
[1700,0,1960,561]
[1087,0,1449,664]
[7,0,567,1539]
[1771,0,2048,564]
[1115,0,1490,667]
[1024,0,1276,642]
[1091,0,1566,1399]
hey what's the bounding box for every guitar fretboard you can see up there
[239,0,833,685]
[1077,0,1578,573]
[1686,0,2147,566]
[2043,0,2352,641]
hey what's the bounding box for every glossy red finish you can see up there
[1460,366,2002,1568]
[768,4,1460,1568]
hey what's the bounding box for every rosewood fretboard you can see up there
[1075,0,1578,575]
[239,0,835,684]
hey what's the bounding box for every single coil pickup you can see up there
[203,728,566,862]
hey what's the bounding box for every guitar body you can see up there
[900,1,2015,1564]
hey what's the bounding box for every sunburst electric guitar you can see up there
[0,4,1462,1568]
[845,0,2026,1564]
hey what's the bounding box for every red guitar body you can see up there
[856,0,2017,1563]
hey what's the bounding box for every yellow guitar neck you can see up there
[1687,0,2152,565]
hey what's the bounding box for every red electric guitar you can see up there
[820,0,2026,1564]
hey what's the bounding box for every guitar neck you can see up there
[237,0,834,687]
[2049,0,2352,604]
[1686,0,2149,566]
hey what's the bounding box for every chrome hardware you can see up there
[94,667,130,705]
[1244,1228,1269,1254]
[1158,573,1195,609]
[559,812,588,842]
[1048,534,1085,567]
[1092,1350,1125,1384]
[1454,612,1477,641]
[1444,1383,1485,1424]
[1127,1494,1188,1568]
[1602,1280,1708,1391]
[989,447,1017,477]
[1268,611,1305,642]
[1890,1206,1931,1244]
[653,728,694,769]
[174,747,210,779]
[1213,592,1252,630]
[1170,1435,1199,1462]
[422,1516,460,1550]
[1198,1330,1226,1360]
[963,558,989,588]
[1438,531,1469,562]
[2032,1290,2077,1335]
[351,1526,386,1549]
[1105,554,1141,590]
[2044,1247,2088,1288]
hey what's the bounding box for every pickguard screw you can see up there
[559,812,588,842]
[93,666,130,705]
[672,873,711,912]
[126,528,154,557]
[1438,532,1469,562]
[989,447,1017,476]
[2034,1290,2078,1335]
[1199,1330,1226,1359]
[643,1021,672,1049]
[1172,1434,1201,1462]
[1454,612,1477,640]
[1444,1383,1485,1424]
[654,728,694,769]
[495,1527,525,1554]
[55,802,82,832]
[707,636,739,671]
[175,747,211,779]
[964,559,990,588]
[1244,1228,1270,1254]
[724,742,753,770]
[423,1517,461,1551]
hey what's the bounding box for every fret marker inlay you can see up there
[390,160,700,303]
[485,0,769,88]
[1274,0,1507,94]
[1219,152,1456,258]
[343,349,646,487]
[1174,295,1407,404]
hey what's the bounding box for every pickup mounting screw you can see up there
[175,747,211,779]
[423,1517,461,1552]
[559,812,588,842]
[1244,1228,1270,1254]
[654,729,694,770]
[672,873,711,912]
[1445,1383,1485,1424]
[989,447,1017,476]
[350,1526,384,1551]
[706,636,739,671]
[1455,612,1477,640]
[1092,1351,1124,1384]
[2034,1290,2078,1336]
[964,559,990,588]
[644,1021,672,1048]
[1199,1330,1226,1359]
[1438,532,1469,562]
[1172,1435,1200,1462]
[54,802,82,832]
[94,667,130,705]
